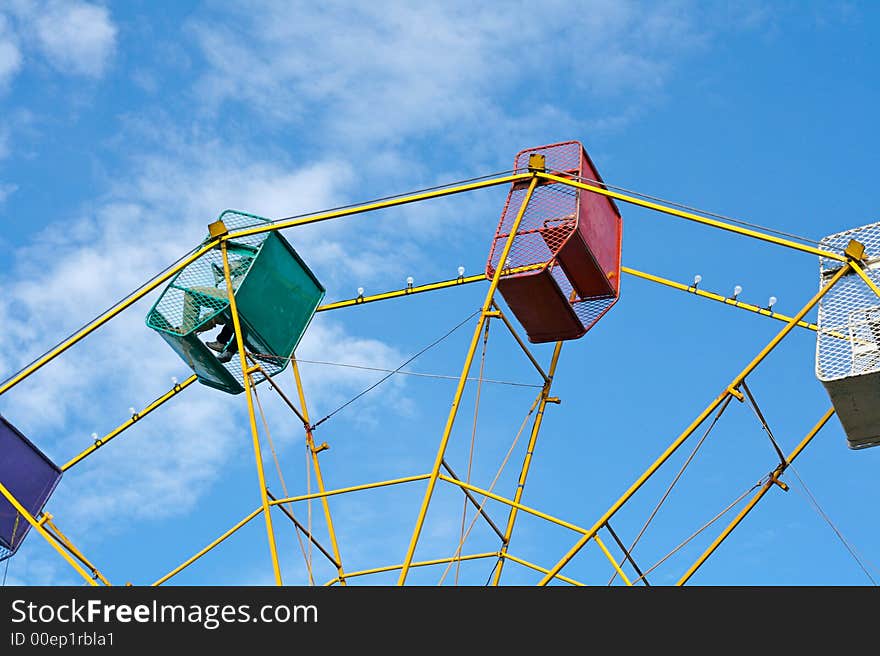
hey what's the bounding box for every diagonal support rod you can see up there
[605,520,650,586]
[537,262,851,585]
[291,358,349,586]
[41,515,111,586]
[741,380,786,465]
[677,407,835,585]
[266,489,341,569]
[441,460,506,541]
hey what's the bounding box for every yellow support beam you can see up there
[266,490,341,569]
[267,473,432,506]
[226,173,532,242]
[291,358,348,586]
[317,264,821,335]
[157,473,428,584]
[677,407,835,585]
[438,474,592,536]
[492,340,564,585]
[540,172,846,262]
[61,374,198,471]
[153,507,263,586]
[537,263,851,585]
[849,260,880,300]
[324,552,498,586]
[0,242,218,397]
[500,552,585,586]
[621,266,819,332]
[42,516,111,586]
[317,273,487,312]
[594,533,632,586]
[397,175,541,585]
[221,242,282,586]
[0,481,97,586]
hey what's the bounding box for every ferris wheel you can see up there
[1,139,876,586]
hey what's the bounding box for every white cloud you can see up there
[0,182,16,204]
[0,15,22,90]
[7,0,117,78]
[190,0,706,146]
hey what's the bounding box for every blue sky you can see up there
[1,1,879,586]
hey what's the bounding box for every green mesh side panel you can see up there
[146,210,324,395]
[235,232,325,361]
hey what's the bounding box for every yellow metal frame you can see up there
[62,374,198,471]
[536,263,851,584]
[397,175,542,584]
[0,481,97,586]
[539,172,846,262]
[0,163,865,587]
[492,340,563,584]
[676,408,836,585]
[594,533,632,586]
[325,552,499,586]
[499,552,585,586]
[221,241,283,585]
[41,515,111,586]
[290,358,348,585]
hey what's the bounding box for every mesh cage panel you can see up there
[816,221,880,381]
[146,211,286,389]
[147,211,270,336]
[486,183,578,278]
[513,140,582,174]
[549,262,617,332]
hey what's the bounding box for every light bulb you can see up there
[406,276,414,288]
[768,296,778,308]
[733,285,742,300]
[128,407,136,416]
[693,274,702,285]
[91,432,99,441]
[357,287,364,297]
[171,376,178,386]
[457,266,465,277]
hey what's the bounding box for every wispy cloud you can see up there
[0,182,15,204]
[189,0,708,148]
[0,15,21,90]
[7,0,117,78]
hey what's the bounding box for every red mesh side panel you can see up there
[486,183,577,279]
[486,141,622,343]
[514,141,582,174]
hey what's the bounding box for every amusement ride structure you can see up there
[1,140,877,586]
